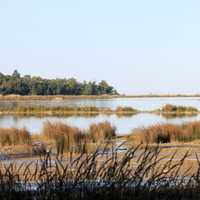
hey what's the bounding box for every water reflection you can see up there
[1,113,200,135]
[0,97,200,135]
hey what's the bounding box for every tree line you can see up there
[0,70,118,95]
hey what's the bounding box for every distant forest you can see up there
[0,70,118,95]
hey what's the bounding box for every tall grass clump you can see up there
[43,121,85,153]
[131,121,200,144]
[161,104,198,113]
[0,128,31,146]
[89,121,116,143]
[177,121,200,142]
[132,124,182,144]
[115,106,137,113]
[43,121,116,154]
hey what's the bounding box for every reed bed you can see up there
[131,121,200,144]
[0,104,198,117]
[0,121,116,155]
[0,106,113,116]
[43,121,116,154]
[116,106,138,113]
[115,107,138,117]
[43,122,86,153]
[0,128,31,146]
[160,104,198,113]
[0,145,200,199]
[0,106,139,116]
[89,121,116,142]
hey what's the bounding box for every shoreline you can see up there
[0,108,198,117]
[0,94,200,101]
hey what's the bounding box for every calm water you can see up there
[0,97,200,111]
[0,97,200,135]
[0,114,200,135]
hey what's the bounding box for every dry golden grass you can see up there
[0,127,31,146]
[42,121,85,152]
[161,104,198,113]
[42,121,116,154]
[89,121,116,142]
[130,121,200,144]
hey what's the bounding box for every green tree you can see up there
[0,71,118,96]
[12,70,20,79]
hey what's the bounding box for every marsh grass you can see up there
[0,106,113,116]
[131,121,200,144]
[115,106,138,115]
[0,145,200,199]
[43,122,87,154]
[89,121,116,142]
[0,104,198,118]
[160,104,198,113]
[0,106,138,116]
[0,128,31,146]
[0,121,116,155]
[42,121,116,154]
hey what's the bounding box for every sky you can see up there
[0,0,200,94]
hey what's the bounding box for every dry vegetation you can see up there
[0,145,200,199]
[0,128,31,146]
[0,121,116,155]
[0,104,198,117]
[43,121,86,153]
[0,106,139,116]
[160,104,198,113]
[0,106,112,116]
[42,121,116,154]
[89,121,116,142]
[131,121,200,144]
[3,120,200,154]
[115,106,138,116]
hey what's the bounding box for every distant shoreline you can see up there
[0,94,200,100]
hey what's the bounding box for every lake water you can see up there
[0,113,200,135]
[1,97,200,111]
[0,97,200,135]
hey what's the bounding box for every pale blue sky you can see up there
[0,0,200,94]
